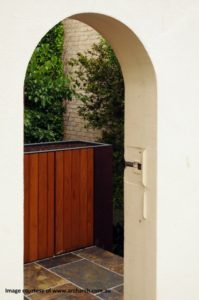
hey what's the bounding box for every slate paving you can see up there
[73,247,123,275]
[97,289,123,300]
[51,259,123,291]
[24,246,123,300]
[38,253,82,269]
[112,285,123,294]
[24,263,66,292]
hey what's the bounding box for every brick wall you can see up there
[62,19,102,142]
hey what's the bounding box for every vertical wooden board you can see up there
[87,148,94,246]
[94,146,113,251]
[29,154,39,261]
[71,150,80,249]
[63,150,72,251]
[24,154,29,263]
[38,153,48,259]
[47,152,55,257]
[55,151,64,254]
[79,149,88,247]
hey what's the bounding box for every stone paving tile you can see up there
[24,263,66,293]
[24,247,123,299]
[74,247,123,275]
[28,283,98,300]
[37,253,82,269]
[51,259,123,292]
[97,290,123,300]
[112,285,123,294]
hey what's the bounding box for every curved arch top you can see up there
[71,13,156,81]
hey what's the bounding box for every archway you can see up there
[70,14,157,300]
[24,13,157,300]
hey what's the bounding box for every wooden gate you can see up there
[24,141,112,263]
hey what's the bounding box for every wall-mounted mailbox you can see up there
[124,146,146,186]
[124,146,147,220]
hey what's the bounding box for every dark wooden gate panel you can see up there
[55,148,94,254]
[94,146,113,251]
[24,152,55,263]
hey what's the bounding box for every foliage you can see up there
[24,22,73,143]
[69,39,124,255]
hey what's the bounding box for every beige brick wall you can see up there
[62,19,102,142]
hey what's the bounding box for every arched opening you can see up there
[24,13,157,300]
[68,14,157,300]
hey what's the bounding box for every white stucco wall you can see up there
[0,1,199,300]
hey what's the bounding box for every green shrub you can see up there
[69,39,124,255]
[24,22,73,143]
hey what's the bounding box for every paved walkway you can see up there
[24,246,123,299]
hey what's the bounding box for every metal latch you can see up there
[125,161,142,170]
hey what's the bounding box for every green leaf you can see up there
[24,22,74,143]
